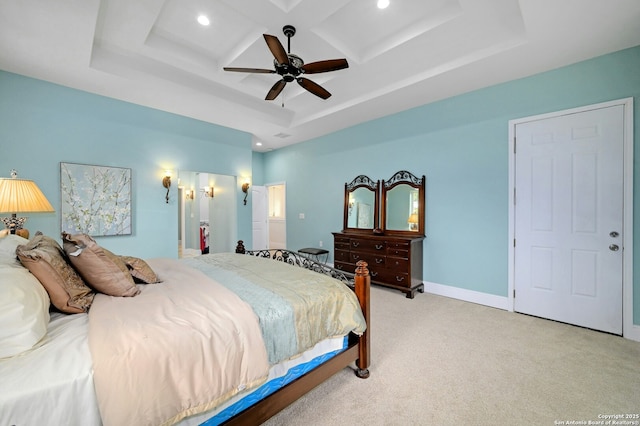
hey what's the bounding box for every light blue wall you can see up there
[262,45,640,324]
[0,71,253,258]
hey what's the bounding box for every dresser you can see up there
[333,232,425,298]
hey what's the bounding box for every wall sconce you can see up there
[185,189,194,200]
[162,170,172,203]
[202,186,214,198]
[241,178,250,205]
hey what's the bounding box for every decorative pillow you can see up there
[119,255,161,284]
[61,233,139,297]
[0,264,51,358]
[0,233,29,266]
[16,232,95,314]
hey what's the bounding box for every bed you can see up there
[0,234,370,426]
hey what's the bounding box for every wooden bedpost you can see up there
[354,260,370,378]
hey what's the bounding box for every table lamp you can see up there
[0,169,55,239]
[407,212,419,231]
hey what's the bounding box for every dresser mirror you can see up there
[381,170,425,236]
[343,175,380,233]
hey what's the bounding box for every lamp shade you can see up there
[0,177,55,213]
[407,213,419,224]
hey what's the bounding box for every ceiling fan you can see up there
[224,25,349,101]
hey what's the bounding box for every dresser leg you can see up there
[405,283,425,299]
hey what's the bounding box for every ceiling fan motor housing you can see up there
[275,54,304,80]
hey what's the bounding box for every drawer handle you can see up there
[371,271,378,277]
[375,244,383,250]
[375,258,383,264]
[395,276,406,282]
[353,255,360,260]
[352,242,360,247]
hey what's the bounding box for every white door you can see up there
[252,186,268,250]
[514,104,624,334]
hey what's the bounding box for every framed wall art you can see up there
[60,162,132,236]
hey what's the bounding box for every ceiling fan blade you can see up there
[223,67,275,74]
[263,34,290,66]
[297,77,331,100]
[301,59,349,74]
[265,80,287,100]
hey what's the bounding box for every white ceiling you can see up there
[1,0,639,152]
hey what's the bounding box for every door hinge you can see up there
[513,187,516,205]
[513,137,517,154]
[513,289,516,298]
[513,238,516,247]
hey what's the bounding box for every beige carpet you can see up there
[264,286,640,425]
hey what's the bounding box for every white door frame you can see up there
[507,97,638,341]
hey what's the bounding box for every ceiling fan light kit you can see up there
[224,25,348,101]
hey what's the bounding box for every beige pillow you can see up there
[16,233,94,313]
[119,255,161,284]
[61,233,139,297]
[0,264,51,358]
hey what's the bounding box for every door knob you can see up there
[609,231,619,238]
[609,244,620,252]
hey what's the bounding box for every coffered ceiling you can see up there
[1,0,639,151]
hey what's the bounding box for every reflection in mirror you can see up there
[347,187,375,228]
[385,185,419,231]
[381,170,425,236]
[343,175,380,232]
[178,171,237,258]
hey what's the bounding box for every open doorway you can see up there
[265,183,286,249]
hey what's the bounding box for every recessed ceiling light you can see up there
[377,0,390,9]
[197,15,210,26]
[256,142,263,146]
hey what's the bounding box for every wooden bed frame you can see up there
[225,241,371,425]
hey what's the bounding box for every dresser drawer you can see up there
[387,248,409,258]
[385,256,408,270]
[386,240,410,250]
[350,239,386,253]
[335,236,351,245]
[334,249,351,262]
[334,261,354,273]
[375,269,410,288]
[350,252,386,267]
[335,241,350,251]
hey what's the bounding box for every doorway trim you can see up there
[507,97,637,341]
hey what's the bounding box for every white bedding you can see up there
[0,312,100,426]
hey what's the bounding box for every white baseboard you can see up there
[424,281,510,311]
[624,323,640,342]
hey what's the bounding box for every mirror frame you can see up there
[380,170,425,236]
[342,175,380,233]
